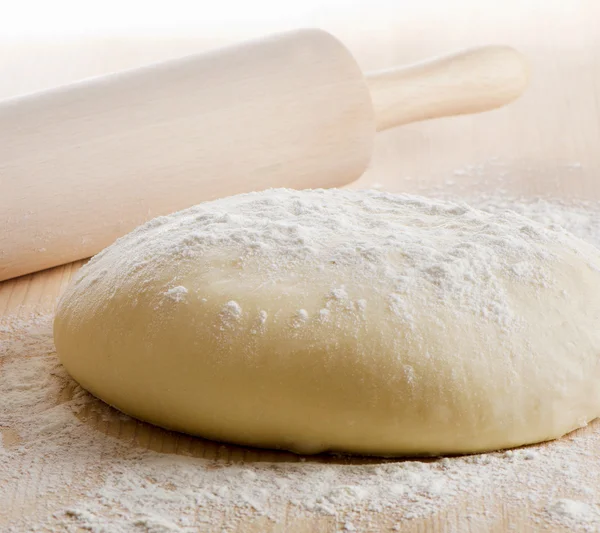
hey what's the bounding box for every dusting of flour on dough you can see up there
[66,189,599,342]
[2,190,600,532]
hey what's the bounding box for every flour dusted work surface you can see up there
[53,189,600,456]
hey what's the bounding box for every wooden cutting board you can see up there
[2,2,600,531]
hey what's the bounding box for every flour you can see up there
[547,499,600,529]
[164,286,188,303]
[2,185,600,532]
[69,188,599,346]
[220,300,243,329]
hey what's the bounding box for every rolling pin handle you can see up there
[365,46,530,132]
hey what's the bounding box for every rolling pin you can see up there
[0,29,528,282]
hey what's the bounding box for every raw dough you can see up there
[54,189,600,456]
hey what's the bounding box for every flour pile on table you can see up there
[2,178,600,532]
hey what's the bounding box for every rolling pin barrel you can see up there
[0,29,528,282]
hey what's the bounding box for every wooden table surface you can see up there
[2,1,600,531]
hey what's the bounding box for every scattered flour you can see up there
[164,286,188,303]
[220,300,243,329]
[546,499,600,532]
[292,308,309,327]
[2,170,600,532]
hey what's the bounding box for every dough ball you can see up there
[54,189,600,456]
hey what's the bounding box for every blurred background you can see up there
[1,0,598,197]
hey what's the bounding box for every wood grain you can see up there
[2,1,600,531]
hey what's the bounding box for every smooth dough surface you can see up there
[54,189,600,456]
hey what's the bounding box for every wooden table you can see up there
[2,1,600,531]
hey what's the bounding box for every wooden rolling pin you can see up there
[0,29,528,282]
